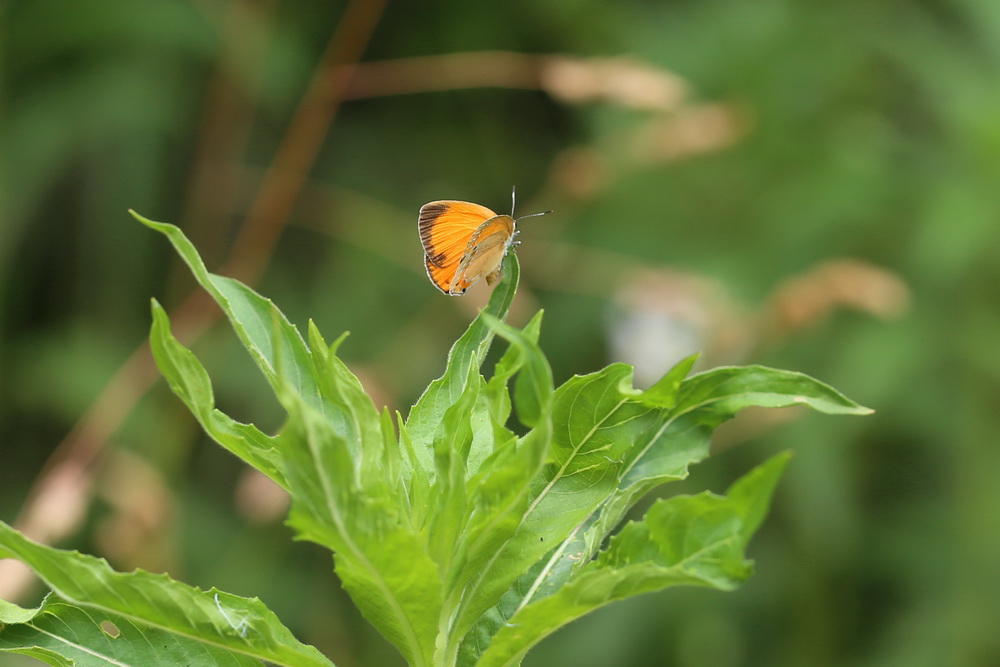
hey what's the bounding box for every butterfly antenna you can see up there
[516,209,552,222]
[510,186,551,222]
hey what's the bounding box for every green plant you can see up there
[0,212,871,666]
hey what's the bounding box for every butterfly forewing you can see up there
[419,200,498,268]
[425,255,474,294]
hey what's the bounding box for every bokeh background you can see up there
[2,1,999,665]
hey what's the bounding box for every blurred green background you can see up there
[2,0,999,665]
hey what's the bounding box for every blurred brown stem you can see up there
[4,0,388,601]
[340,52,691,114]
[226,0,389,285]
[341,51,549,99]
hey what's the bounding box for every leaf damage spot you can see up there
[100,620,121,638]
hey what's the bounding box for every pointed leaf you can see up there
[552,362,873,599]
[149,300,286,486]
[638,353,699,409]
[455,364,653,657]
[139,212,383,473]
[481,313,552,429]
[427,359,480,571]
[404,255,520,471]
[277,375,441,667]
[668,364,874,416]
[475,452,791,667]
[134,212,355,436]
[0,521,333,667]
[438,314,553,661]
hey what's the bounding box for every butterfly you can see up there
[418,189,549,295]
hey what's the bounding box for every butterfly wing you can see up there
[419,200,518,295]
[452,216,515,292]
[425,254,473,295]
[419,200,498,268]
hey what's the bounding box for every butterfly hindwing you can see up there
[453,216,515,290]
[425,254,474,294]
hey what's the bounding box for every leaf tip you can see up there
[130,209,177,235]
[329,330,351,354]
[128,208,151,224]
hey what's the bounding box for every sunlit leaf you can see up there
[20,214,866,667]
[276,348,442,667]
[475,452,792,667]
[0,522,333,667]
[149,299,286,486]
[404,255,520,473]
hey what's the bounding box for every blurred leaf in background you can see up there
[2,0,998,665]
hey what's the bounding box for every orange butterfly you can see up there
[418,189,549,295]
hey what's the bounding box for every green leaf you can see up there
[276,362,442,667]
[404,254,520,473]
[132,212,360,435]
[305,321,385,483]
[398,411,432,527]
[138,213,407,660]
[474,452,792,667]
[0,595,265,666]
[135,212,873,667]
[138,211,384,479]
[427,359,480,573]
[481,313,552,429]
[637,352,699,409]
[0,521,334,667]
[458,358,872,664]
[667,364,875,416]
[436,313,554,663]
[553,361,873,598]
[456,364,655,661]
[472,311,544,475]
[148,299,287,487]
